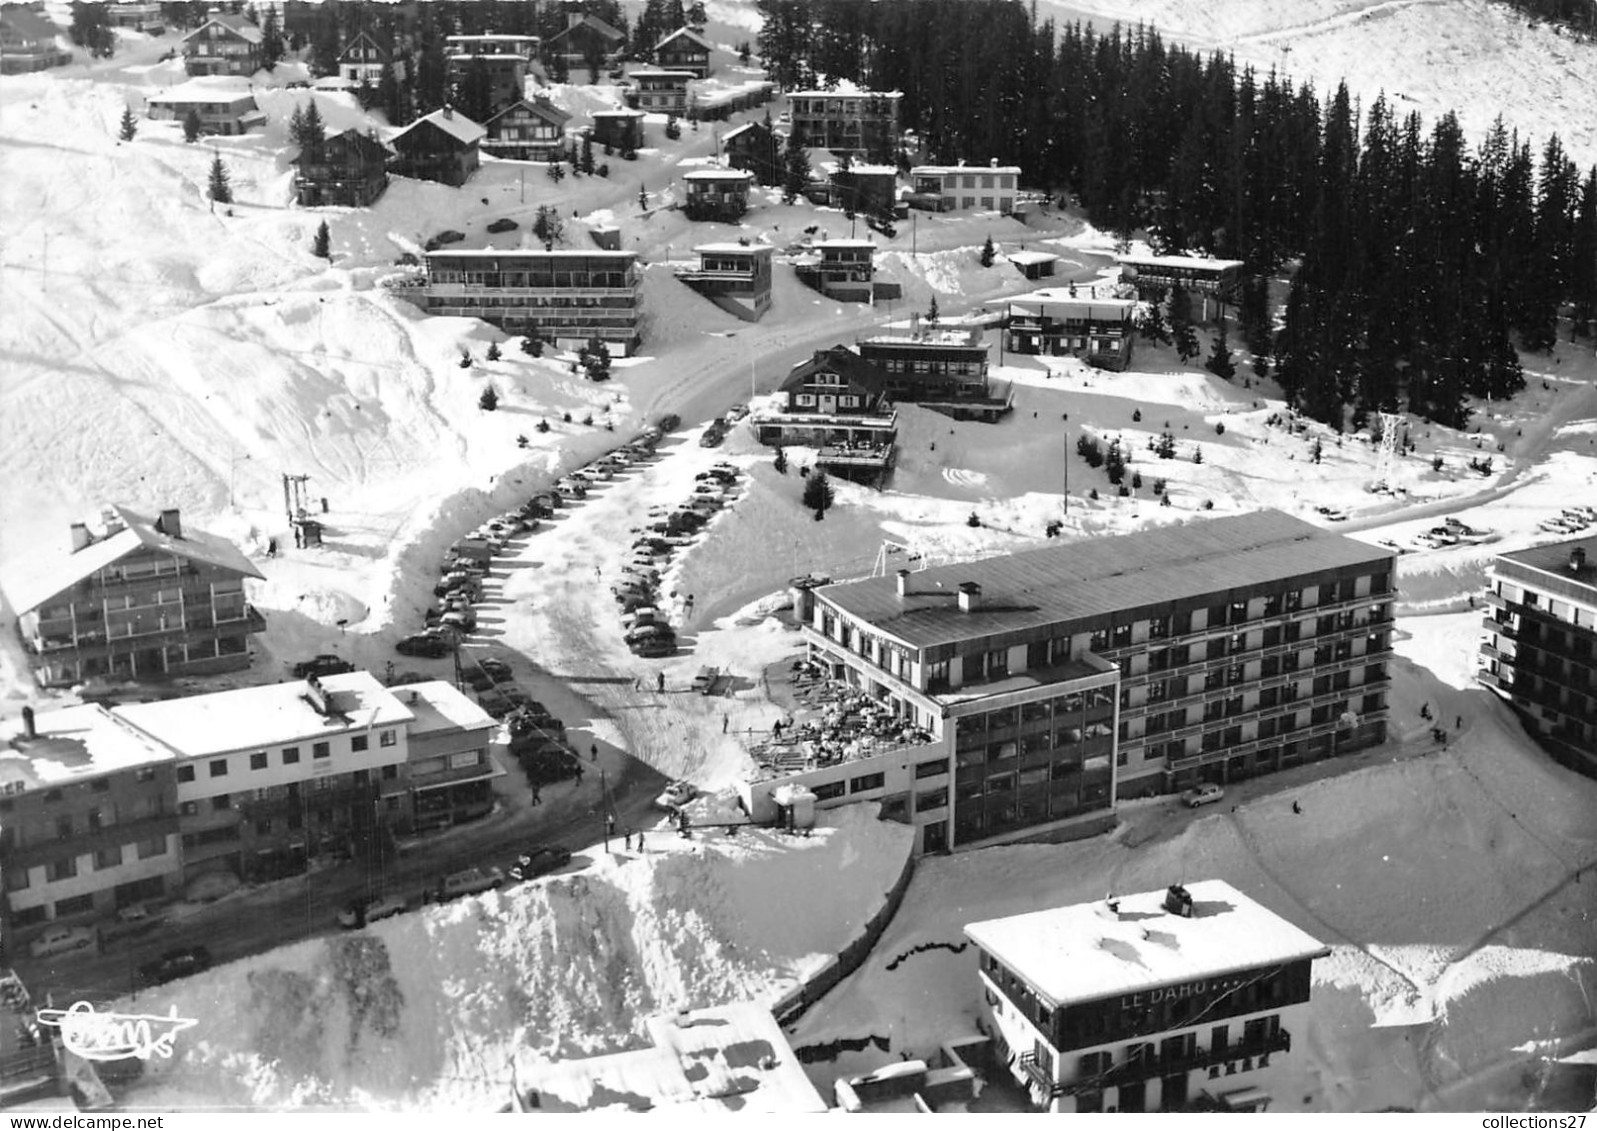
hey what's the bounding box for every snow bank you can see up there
[126,805,913,1111]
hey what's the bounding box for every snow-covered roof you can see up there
[181,12,261,45]
[514,1002,827,1113]
[683,168,753,182]
[394,680,494,736]
[426,248,638,261]
[655,26,712,53]
[1116,253,1245,272]
[394,108,486,147]
[485,98,571,129]
[964,880,1330,1007]
[912,163,1021,177]
[115,671,413,758]
[833,163,896,177]
[592,108,644,119]
[790,86,902,99]
[1007,250,1059,266]
[547,13,624,45]
[0,704,174,792]
[720,121,765,142]
[445,34,540,46]
[1008,288,1135,316]
[629,68,696,80]
[2,505,263,616]
[695,242,771,255]
[814,239,875,250]
[146,80,258,108]
[0,6,61,41]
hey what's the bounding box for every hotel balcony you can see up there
[1020,1028,1292,1100]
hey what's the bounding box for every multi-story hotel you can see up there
[1,705,182,930]
[907,162,1021,214]
[2,506,265,688]
[674,243,773,321]
[856,322,1005,415]
[420,248,642,355]
[1480,535,1597,775]
[742,511,1394,852]
[967,880,1328,1112]
[788,89,902,158]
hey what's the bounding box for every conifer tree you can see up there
[979,234,995,267]
[1204,324,1236,379]
[182,108,202,144]
[312,220,330,259]
[302,99,326,148]
[309,24,341,79]
[927,294,939,323]
[580,133,596,176]
[781,131,810,204]
[520,332,545,357]
[802,470,834,519]
[260,7,284,70]
[479,384,499,411]
[487,341,502,361]
[208,153,233,204]
[288,103,307,149]
[119,106,137,142]
[379,60,405,125]
[1169,285,1199,362]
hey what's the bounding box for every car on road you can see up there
[439,866,505,901]
[656,780,697,810]
[292,654,355,679]
[699,420,728,448]
[338,893,408,929]
[139,946,213,986]
[726,403,749,422]
[626,623,675,648]
[508,845,572,883]
[28,925,96,959]
[478,657,513,681]
[441,608,477,634]
[632,634,676,658]
[1181,783,1226,809]
[397,629,456,658]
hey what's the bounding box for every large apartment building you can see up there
[968,880,1328,1113]
[743,511,1394,853]
[2,506,265,688]
[788,89,902,157]
[421,248,642,355]
[1479,535,1597,775]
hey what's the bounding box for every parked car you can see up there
[1181,783,1226,809]
[656,412,682,433]
[478,657,513,681]
[339,893,408,929]
[139,946,212,985]
[486,217,519,234]
[508,845,572,883]
[478,689,516,718]
[28,924,96,959]
[699,424,727,448]
[292,654,355,679]
[691,666,719,695]
[397,629,456,658]
[726,403,750,422]
[439,866,505,901]
[627,623,676,648]
[632,635,676,658]
[655,780,697,810]
[441,609,477,634]
[435,571,482,599]
[621,606,661,630]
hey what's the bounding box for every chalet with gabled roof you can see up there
[591,107,644,151]
[338,30,403,87]
[0,6,69,73]
[722,120,781,184]
[545,12,624,72]
[389,106,485,186]
[1004,290,1137,371]
[0,506,265,687]
[654,26,712,78]
[483,97,571,162]
[181,8,263,77]
[754,346,898,481]
[294,128,391,207]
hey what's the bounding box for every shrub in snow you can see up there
[536,419,550,433]
[1193,447,1204,464]
[479,385,499,411]
[562,412,572,423]
[1161,493,1173,506]
[967,511,981,528]
[118,106,137,142]
[311,220,330,260]
[1204,499,1215,510]
[1215,421,1226,436]
[1152,478,1166,495]
[520,334,544,358]
[1132,408,1142,422]
[1118,484,1130,496]
[1132,471,1143,489]
[1089,488,1099,500]
[1433,455,1445,472]
[582,413,593,426]
[1045,520,1063,538]
[458,351,472,369]
[487,341,501,362]
[774,447,788,474]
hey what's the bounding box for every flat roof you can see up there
[815,239,875,249]
[393,680,495,736]
[629,68,696,78]
[964,879,1329,1006]
[1497,533,1597,594]
[912,164,1022,176]
[0,704,173,792]
[115,672,412,758]
[426,248,638,261]
[1116,253,1245,271]
[1007,250,1060,265]
[683,168,753,181]
[514,1002,827,1113]
[860,327,984,348]
[791,89,902,99]
[818,511,1394,650]
[695,242,772,254]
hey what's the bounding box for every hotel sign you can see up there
[1118,973,1248,1013]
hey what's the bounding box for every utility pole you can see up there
[600,768,612,851]
[1063,429,1070,517]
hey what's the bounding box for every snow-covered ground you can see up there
[3,5,1596,1114]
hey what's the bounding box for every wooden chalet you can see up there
[722,120,780,184]
[628,68,693,117]
[793,240,877,303]
[681,168,753,222]
[654,26,712,78]
[294,128,391,207]
[1116,253,1243,320]
[754,347,898,483]
[105,2,165,31]
[591,108,644,151]
[180,8,263,77]
[856,320,1010,421]
[545,12,624,71]
[483,97,571,162]
[446,35,535,114]
[389,106,485,186]
[338,30,403,86]
[1004,290,1137,371]
[0,6,68,74]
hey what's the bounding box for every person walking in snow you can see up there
[636,829,645,852]
[590,743,598,762]
[1420,702,1431,720]
[722,714,729,734]
[575,763,584,784]
[1455,715,1462,730]
[1291,800,1302,815]
[532,783,542,806]
[624,830,632,851]
[657,671,665,693]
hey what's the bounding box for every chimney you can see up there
[1163,883,1194,918]
[156,508,182,539]
[70,522,91,552]
[990,157,998,167]
[1572,547,1589,573]
[21,706,36,741]
[956,581,981,612]
[304,673,329,716]
[568,11,582,28]
[896,568,911,597]
[442,104,453,119]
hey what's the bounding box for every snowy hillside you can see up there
[1044,0,1597,169]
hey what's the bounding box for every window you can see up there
[177,764,196,783]
[136,766,157,782]
[313,742,331,760]
[48,857,79,882]
[4,864,31,891]
[352,735,369,753]
[212,794,230,811]
[915,788,948,812]
[849,772,885,793]
[250,752,268,770]
[180,801,198,817]
[1111,624,1132,648]
[914,759,947,780]
[1149,614,1170,639]
[811,780,845,801]
[94,845,123,870]
[92,778,110,793]
[379,730,397,747]
[210,758,228,778]
[381,763,399,780]
[55,816,74,840]
[137,836,167,859]
[282,746,301,764]
[54,893,94,917]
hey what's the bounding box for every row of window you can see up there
[953,690,1116,741]
[7,835,169,890]
[175,731,397,783]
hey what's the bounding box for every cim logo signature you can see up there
[36,1001,198,1062]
